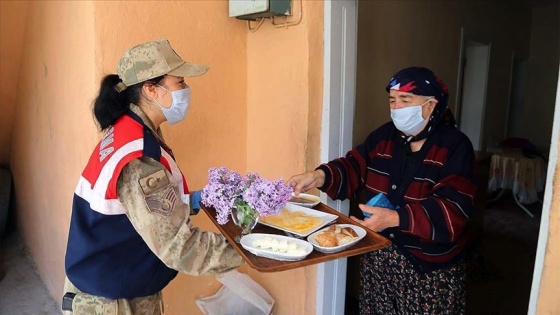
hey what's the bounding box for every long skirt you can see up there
[359,244,466,315]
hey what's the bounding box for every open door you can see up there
[456,28,491,151]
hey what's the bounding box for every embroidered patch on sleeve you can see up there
[139,169,178,216]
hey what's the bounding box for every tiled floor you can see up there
[466,193,541,315]
[0,231,60,315]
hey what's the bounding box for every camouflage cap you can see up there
[116,39,209,88]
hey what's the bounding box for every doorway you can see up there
[456,31,491,151]
[320,1,558,315]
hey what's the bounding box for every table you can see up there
[201,203,391,272]
[487,149,546,217]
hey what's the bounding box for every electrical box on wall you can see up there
[229,0,291,21]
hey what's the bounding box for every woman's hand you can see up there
[350,204,400,232]
[287,170,326,194]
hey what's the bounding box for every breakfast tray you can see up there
[201,203,391,272]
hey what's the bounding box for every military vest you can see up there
[65,110,188,299]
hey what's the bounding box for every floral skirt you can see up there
[359,244,466,315]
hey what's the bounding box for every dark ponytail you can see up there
[92,74,164,130]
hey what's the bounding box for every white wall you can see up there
[460,44,489,151]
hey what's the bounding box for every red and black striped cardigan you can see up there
[317,122,478,272]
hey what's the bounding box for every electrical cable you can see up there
[247,17,266,32]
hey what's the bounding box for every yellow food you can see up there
[260,209,322,233]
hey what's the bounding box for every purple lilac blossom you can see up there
[202,167,244,225]
[201,167,293,225]
[243,178,293,217]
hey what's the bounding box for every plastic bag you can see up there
[363,193,399,218]
[196,270,275,315]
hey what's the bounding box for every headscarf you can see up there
[385,67,457,144]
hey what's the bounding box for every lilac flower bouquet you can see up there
[201,167,293,228]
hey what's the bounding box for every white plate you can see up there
[287,193,321,208]
[240,233,313,261]
[307,224,366,253]
[259,203,338,237]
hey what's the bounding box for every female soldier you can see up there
[63,39,242,314]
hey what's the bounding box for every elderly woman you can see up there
[288,67,477,314]
[63,39,242,314]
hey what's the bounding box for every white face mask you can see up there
[390,99,432,136]
[154,85,191,124]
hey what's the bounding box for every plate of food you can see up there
[307,224,366,253]
[240,233,313,261]
[287,193,321,208]
[259,203,337,237]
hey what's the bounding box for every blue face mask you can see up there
[154,86,191,124]
[390,99,432,136]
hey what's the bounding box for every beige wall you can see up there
[537,124,560,313]
[0,0,28,166]
[90,2,251,312]
[3,0,559,314]
[354,0,531,150]
[6,0,320,314]
[10,0,97,296]
[244,1,323,313]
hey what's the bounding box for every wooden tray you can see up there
[201,203,391,272]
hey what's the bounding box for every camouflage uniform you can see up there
[64,107,242,315]
[64,39,241,314]
[119,106,242,276]
[63,277,162,315]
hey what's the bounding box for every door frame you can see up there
[528,69,559,314]
[320,3,559,314]
[316,0,358,314]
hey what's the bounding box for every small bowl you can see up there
[307,224,366,254]
[287,193,321,208]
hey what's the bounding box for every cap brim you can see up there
[167,61,209,77]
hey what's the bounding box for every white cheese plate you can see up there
[240,233,313,261]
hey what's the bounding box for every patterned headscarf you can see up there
[385,67,457,144]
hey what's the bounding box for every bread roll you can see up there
[326,225,342,234]
[335,233,353,245]
[315,231,338,247]
[316,225,359,247]
[341,227,358,237]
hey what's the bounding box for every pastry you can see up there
[315,231,338,247]
[315,225,359,247]
[341,227,358,237]
[335,233,354,245]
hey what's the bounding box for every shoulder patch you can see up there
[139,169,178,216]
